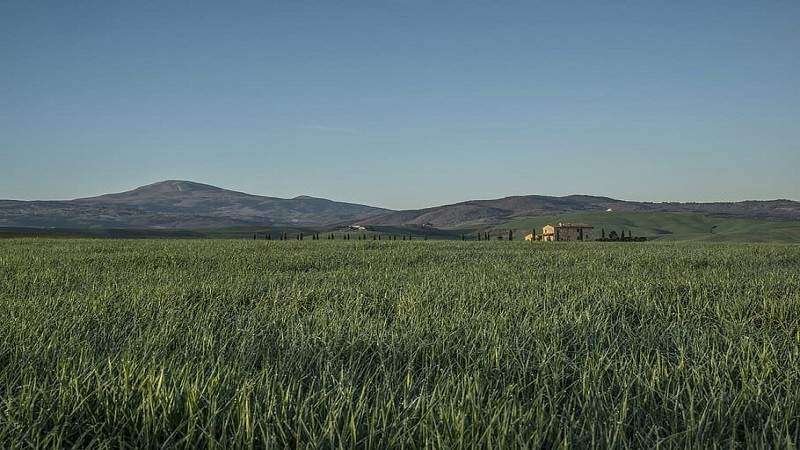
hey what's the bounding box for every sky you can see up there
[1,1,798,210]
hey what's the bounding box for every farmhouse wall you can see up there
[541,223,594,242]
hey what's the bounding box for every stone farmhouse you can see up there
[523,223,595,241]
[541,223,595,242]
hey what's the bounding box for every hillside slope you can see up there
[501,211,800,243]
[0,181,391,229]
[362,195,800,228]
[3,182,798,231]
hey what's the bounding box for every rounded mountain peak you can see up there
[143,180,222,193]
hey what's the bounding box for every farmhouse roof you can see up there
[546,222,595,228]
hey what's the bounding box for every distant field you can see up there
[5,211,799,242]
[502,211,800,243]
[1,240,799,447]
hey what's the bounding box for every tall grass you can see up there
[1,239,798,448]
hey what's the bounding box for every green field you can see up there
[4,211,800,243]
[502,211,800,243]
[1,239,799,448]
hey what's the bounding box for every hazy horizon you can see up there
[3,178,797,212]
[2,1,798,210]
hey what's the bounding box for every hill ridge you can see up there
[2,181,798,229]
[1,180,390,229]
[361,195,800,228]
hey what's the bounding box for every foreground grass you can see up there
[1,240,798,448]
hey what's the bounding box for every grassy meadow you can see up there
[502,211,800,243]
[1,239,799,448]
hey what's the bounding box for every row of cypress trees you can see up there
[253,230,529,241]
[254,233,426,241]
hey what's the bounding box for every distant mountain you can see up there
[2,182,797,230]
[0,181,390,229]
[360,195,800,228]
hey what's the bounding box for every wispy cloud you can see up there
[302,125,357,133]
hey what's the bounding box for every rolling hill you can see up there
[360,195,800,228]
[0,181,390,229]
[499,211,800,243]
[2,182,799,240]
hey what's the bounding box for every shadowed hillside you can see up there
[361,195,800,229]
[0,181,390,229]
[2,182,798,232]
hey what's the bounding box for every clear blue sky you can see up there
[2,1,798,209]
